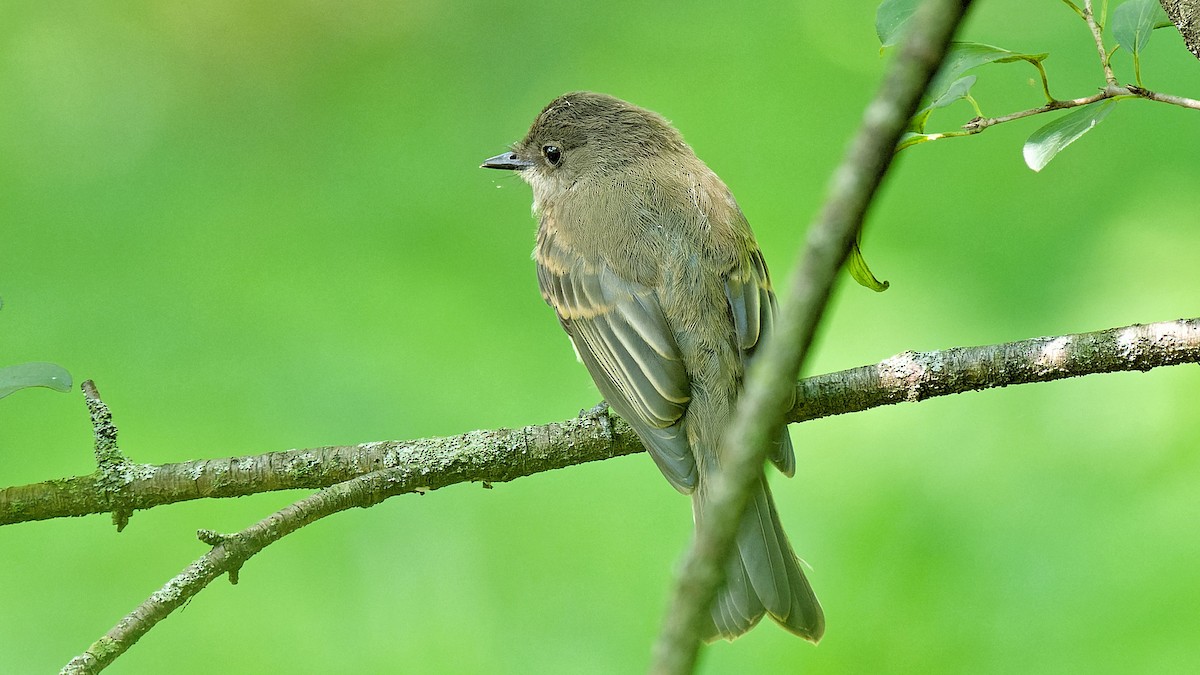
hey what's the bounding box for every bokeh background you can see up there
[2,1,1199,673]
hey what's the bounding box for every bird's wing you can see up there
[724,247,796,476]
[536,226,696,492]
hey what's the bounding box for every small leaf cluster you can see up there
[877,0,1176,171]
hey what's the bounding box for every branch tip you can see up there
[197,529,228,547]
[79,379,138,532]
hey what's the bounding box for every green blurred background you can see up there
[2,1,1198,673]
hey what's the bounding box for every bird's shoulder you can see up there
[540,156,759,283]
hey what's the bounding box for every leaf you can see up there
[906,42,1048,138]
[0,361,73,399]
[929,75,977,110]
[846,238,890,292]
[1112,0,1169,55]
[1022,99,1118,172]
[876,0,920,47]
[910,75,977,133]
[896,132,939,151]
[928,42,1048,103]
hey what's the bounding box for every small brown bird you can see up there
[482,92,823,642]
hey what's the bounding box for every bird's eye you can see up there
[542,145,562,166]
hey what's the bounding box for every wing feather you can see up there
[724,247,796,476]
[537,226,697,491]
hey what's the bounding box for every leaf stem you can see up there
[965,93,984,118]
[1061,0,1086,20]
[1032,59,1054,102]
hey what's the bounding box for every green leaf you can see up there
[928,75,977,110]
[896,132,944,151]
[0,361,73,399]
[897,132,940,151]
[910,75,976,133]
[846,238,890,292]
[1022,99,1118,172]
[907,42,1048,138]
[876,0,920,47]
[1112,0,1168,55]
[928,42,1048,102]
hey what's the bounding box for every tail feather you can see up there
[738,476,790,615]
[698,475,824,643]
[768,493,824,640]
[709,560,764,637]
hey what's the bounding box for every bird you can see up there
[481,91,823,642]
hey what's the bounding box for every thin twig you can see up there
[1084,0,1118,86]
[648,1,974,672]
[1127,85,1200,110]
[59,468,417,674]
[935,84,1200,139]
[963,92,1112,132]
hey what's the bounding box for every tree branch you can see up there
[1160,0,1200,61]
[649,1,973,672]
[50,316,1200,674]
[2,406,635,526]
[5,318,1197,528]
[793,318,1200,421]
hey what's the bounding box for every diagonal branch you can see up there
[4,318,1198,528]
[60,467,417,674]
[650,2,970,670]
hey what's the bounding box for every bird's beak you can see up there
[481,151,533,171]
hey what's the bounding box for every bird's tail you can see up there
[696,474,824,642]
